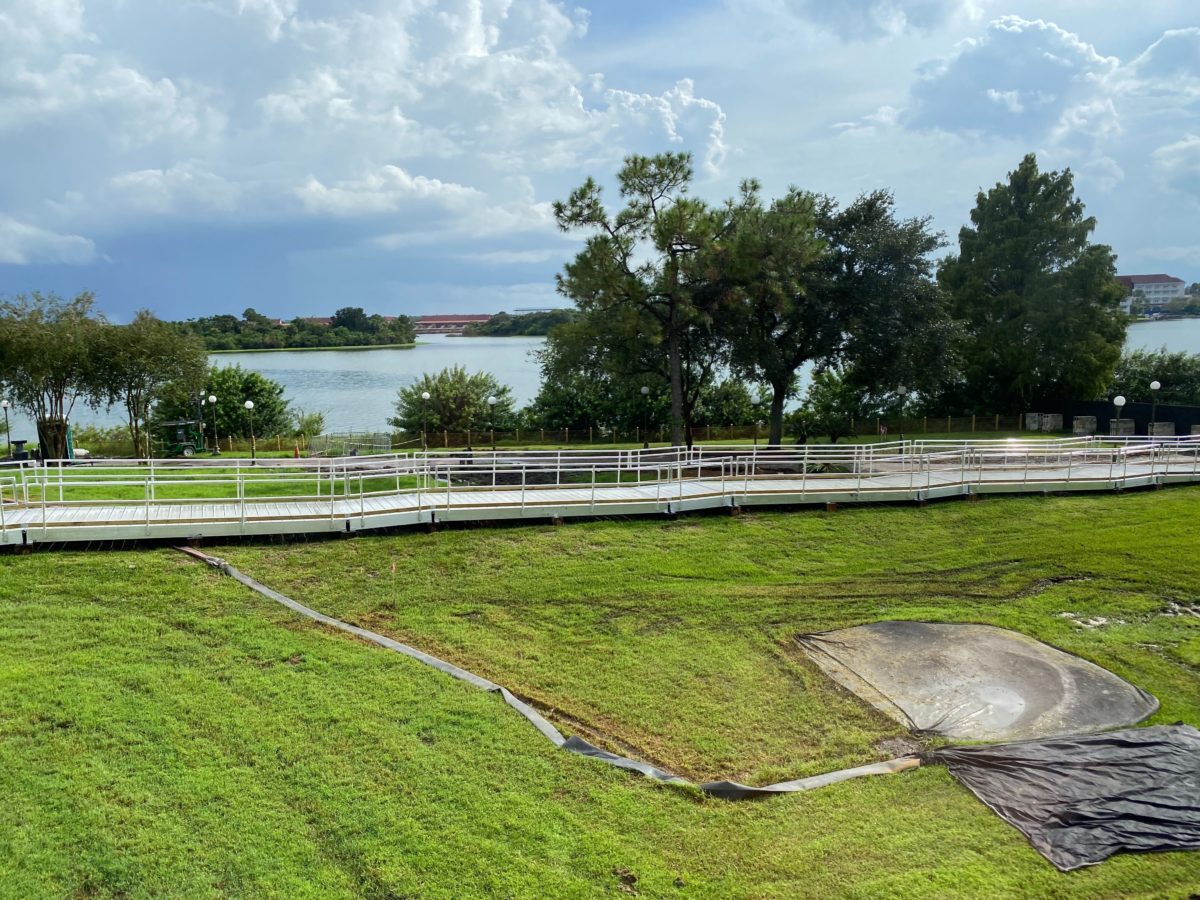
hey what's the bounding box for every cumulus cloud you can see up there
[297,166,483,217]
[0,0,88,48]
[1153,134,1200,200]
[762,0,990,40]
[0,215,96,265]
[1123,28,1200,103]
[906,17,1119,141]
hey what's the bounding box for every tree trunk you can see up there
[37,419,68,461]
[768,383,787,446]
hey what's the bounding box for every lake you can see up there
[5,319,1199,440]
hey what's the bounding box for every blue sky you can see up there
[1,0,1197,322]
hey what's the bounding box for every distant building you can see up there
[1117,274,1187,314]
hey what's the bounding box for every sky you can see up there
[0,0,1197,322]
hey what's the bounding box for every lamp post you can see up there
[244,400,256,462]
[896,385,908,447]
[487,395,498,452]
[640,385,650,449]
[420,390,431,452]
[1150,380,1161,432]
[1,399,10,460]
[1112,395,1126,437]
[750,395,761,448]
[205,394,220,455]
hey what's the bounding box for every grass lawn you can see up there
[1,489,1198,897]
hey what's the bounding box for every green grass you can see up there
[1,490,1198,897]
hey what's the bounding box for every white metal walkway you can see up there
[3,438,1198,546]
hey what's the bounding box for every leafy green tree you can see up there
[293,409,327,439]
[938,154,1126,413]
[796,368,884,444]
[0,291,106,459]
[1107,350,1200,406]
[693,378,766,426]
[331,307,372,332]
[390,366,515,434]
[157,365,292,441]
[530,301,718,440]
[99,311,208,456]
[554,152,724,445]
[717,186,948,444]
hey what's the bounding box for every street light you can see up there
[896,385,908,447]
[750,395,762,448]
[420,390,431,451]
[244,399,256,462]
[487,395,498,452]
[1150,380,1161,431]
[1113,395,1126,437]
[205,394,220,455]
[640,385,650,449]
[1,399,10,460]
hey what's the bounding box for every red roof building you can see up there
[1116,274,1187,311]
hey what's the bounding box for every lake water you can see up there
[5,319,1198,440]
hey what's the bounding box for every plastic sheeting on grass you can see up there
[177,548,919,800]
[796,621,1159,741]
[930,725,1200,871]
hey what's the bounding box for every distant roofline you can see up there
[1116,274,1185,284]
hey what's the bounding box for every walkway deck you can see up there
[3,440,1198,546]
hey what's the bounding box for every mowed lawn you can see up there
[0,490,1197,897]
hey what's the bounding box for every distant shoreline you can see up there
[210,342,419,354]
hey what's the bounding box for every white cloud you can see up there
[104,164,242,216]
[763,0,992,40]
[1123,28,1200,103]
[1153,134,1200,200]
[906,17,1119,142]
[0,215,96,265]
[0,0,88,48]
[296,166,482,217]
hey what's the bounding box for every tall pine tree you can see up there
[938,154,1126,413]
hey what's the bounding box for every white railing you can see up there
[3,438,1199,539]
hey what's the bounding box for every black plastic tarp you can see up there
[796,622,1159,741]
[930,725,1200,871]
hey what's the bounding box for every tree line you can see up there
[176,307,416,351]
[461,309,577,337]
[522,151,1129,446]
[0,293,320,458]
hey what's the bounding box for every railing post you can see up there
[591,465,596,512]
[801,444,809,501]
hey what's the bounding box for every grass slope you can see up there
[0,490,1197,897]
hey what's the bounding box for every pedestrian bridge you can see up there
[2,438,1199,547]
